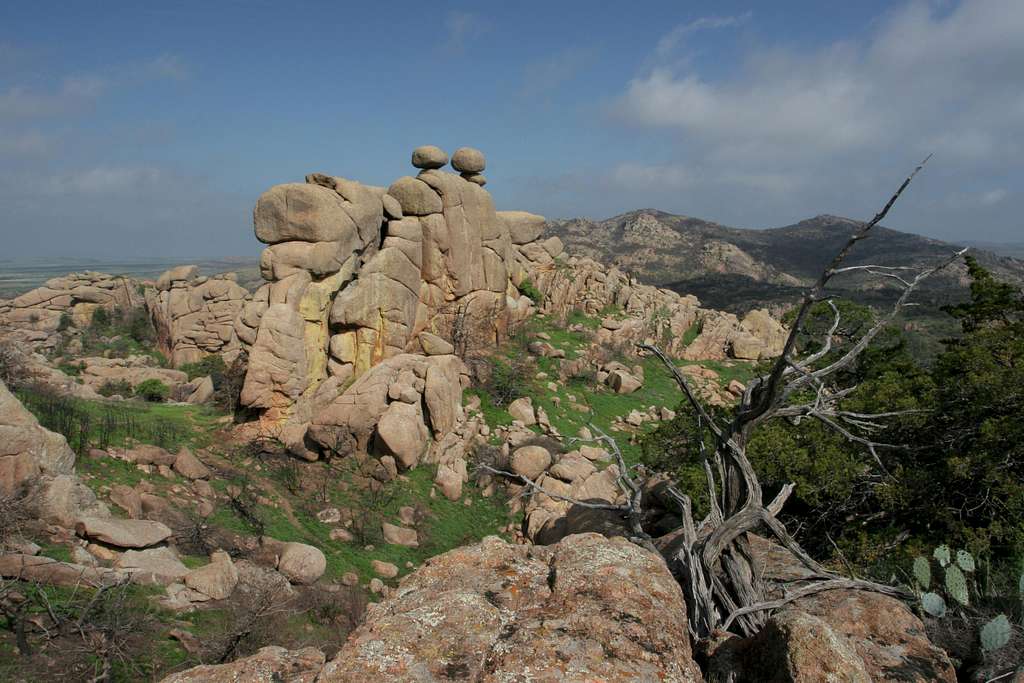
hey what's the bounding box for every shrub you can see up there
[212,352,248,412]
[97,378,133,398]
[56,312,72,332]
[89,307,111,332]
[518,279,543,304]
[180,354,228,384]
[133,379,169,402]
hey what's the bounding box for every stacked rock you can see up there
[452,146,486,186]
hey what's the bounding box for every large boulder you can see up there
[704,536,958,682]
[76,517,173,549]
[0,379,75,496]
[277,542,326,585]
[317,533,702,681]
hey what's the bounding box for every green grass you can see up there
[16,388,223,454]
[208,464,514,585]
[473,311,757,463]
[681,320,702,346]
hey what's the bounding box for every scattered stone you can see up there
[371,560,399,579]
[76,517,173,549]
[341,572,359,587]
[381,522,418,547]
[507,396,536,426]
[184,551,238,600]
[277,542,326,585]
[115,547,189,584]
[108,484,143,519]
[329,528,354,543]
[173,448,210,480]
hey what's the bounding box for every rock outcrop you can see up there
[235,147,543,459]
[147,267,249,366]
[519,254,787,361]
[317,533,702,681]
[0,271,144,332]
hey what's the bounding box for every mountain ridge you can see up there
[545,210,1024,314]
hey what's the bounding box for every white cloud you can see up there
[980,188,1007,206]
[443,11,487,54]
[653,12,752,61]
[58,166,167,195]
[520,47,594,98]
[605,0,1024,237]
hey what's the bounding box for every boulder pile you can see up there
[523,254,788,360]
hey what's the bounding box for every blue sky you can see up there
[1,0,1020,258]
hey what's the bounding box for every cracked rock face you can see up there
[148,268,249,367]
[317,533,702,682]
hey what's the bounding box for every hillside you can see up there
[547,210,1024,314]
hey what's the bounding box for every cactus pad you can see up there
[980,614,1011,652]
[956,549,975,573]
[912,556,931,589]
[920,592,946,617]
[933,544,951,567]
[945,564,969,606]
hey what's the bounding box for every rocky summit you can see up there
[0,145,994,682]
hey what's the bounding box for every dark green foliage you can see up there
[56,312,72,332]
[180,354,228,384]
[518,278,543,304]
[642,265,1024,574]
[97,378,133,397]
[15,385,190,453]
[211,352,247,412]
[77,305,161,362]
[134,378,169,402]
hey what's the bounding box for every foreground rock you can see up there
[702,536,957,682]
[160,646,325,683]
[317,533,702,681]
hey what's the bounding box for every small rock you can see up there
[184,551,238,600]
[507,397,536,426]
[341,572,359,586]
[330,528,354,543]
[371,560,399,579]
[173,448,210,480]
[382,522,418,547]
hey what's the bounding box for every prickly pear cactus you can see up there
[920,592,946,618]
[980,614,1011,652]
[955,549,975,572]
[933,544,951,567]
[945,564,970,606]
[912,556,931,589]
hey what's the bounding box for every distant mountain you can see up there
[546,210,1024,315]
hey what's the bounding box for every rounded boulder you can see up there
[411,145,449,170]
[451,147,486,173]
[511,445,552,480]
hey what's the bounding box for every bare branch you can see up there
[748,155,933,424]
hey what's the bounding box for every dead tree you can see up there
[484,156,967,643]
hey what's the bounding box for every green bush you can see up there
[90,306,112,331]
[518,279,543,304]
[98,379,133,397]
[180,354,227,385]
[134,379,169,402]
